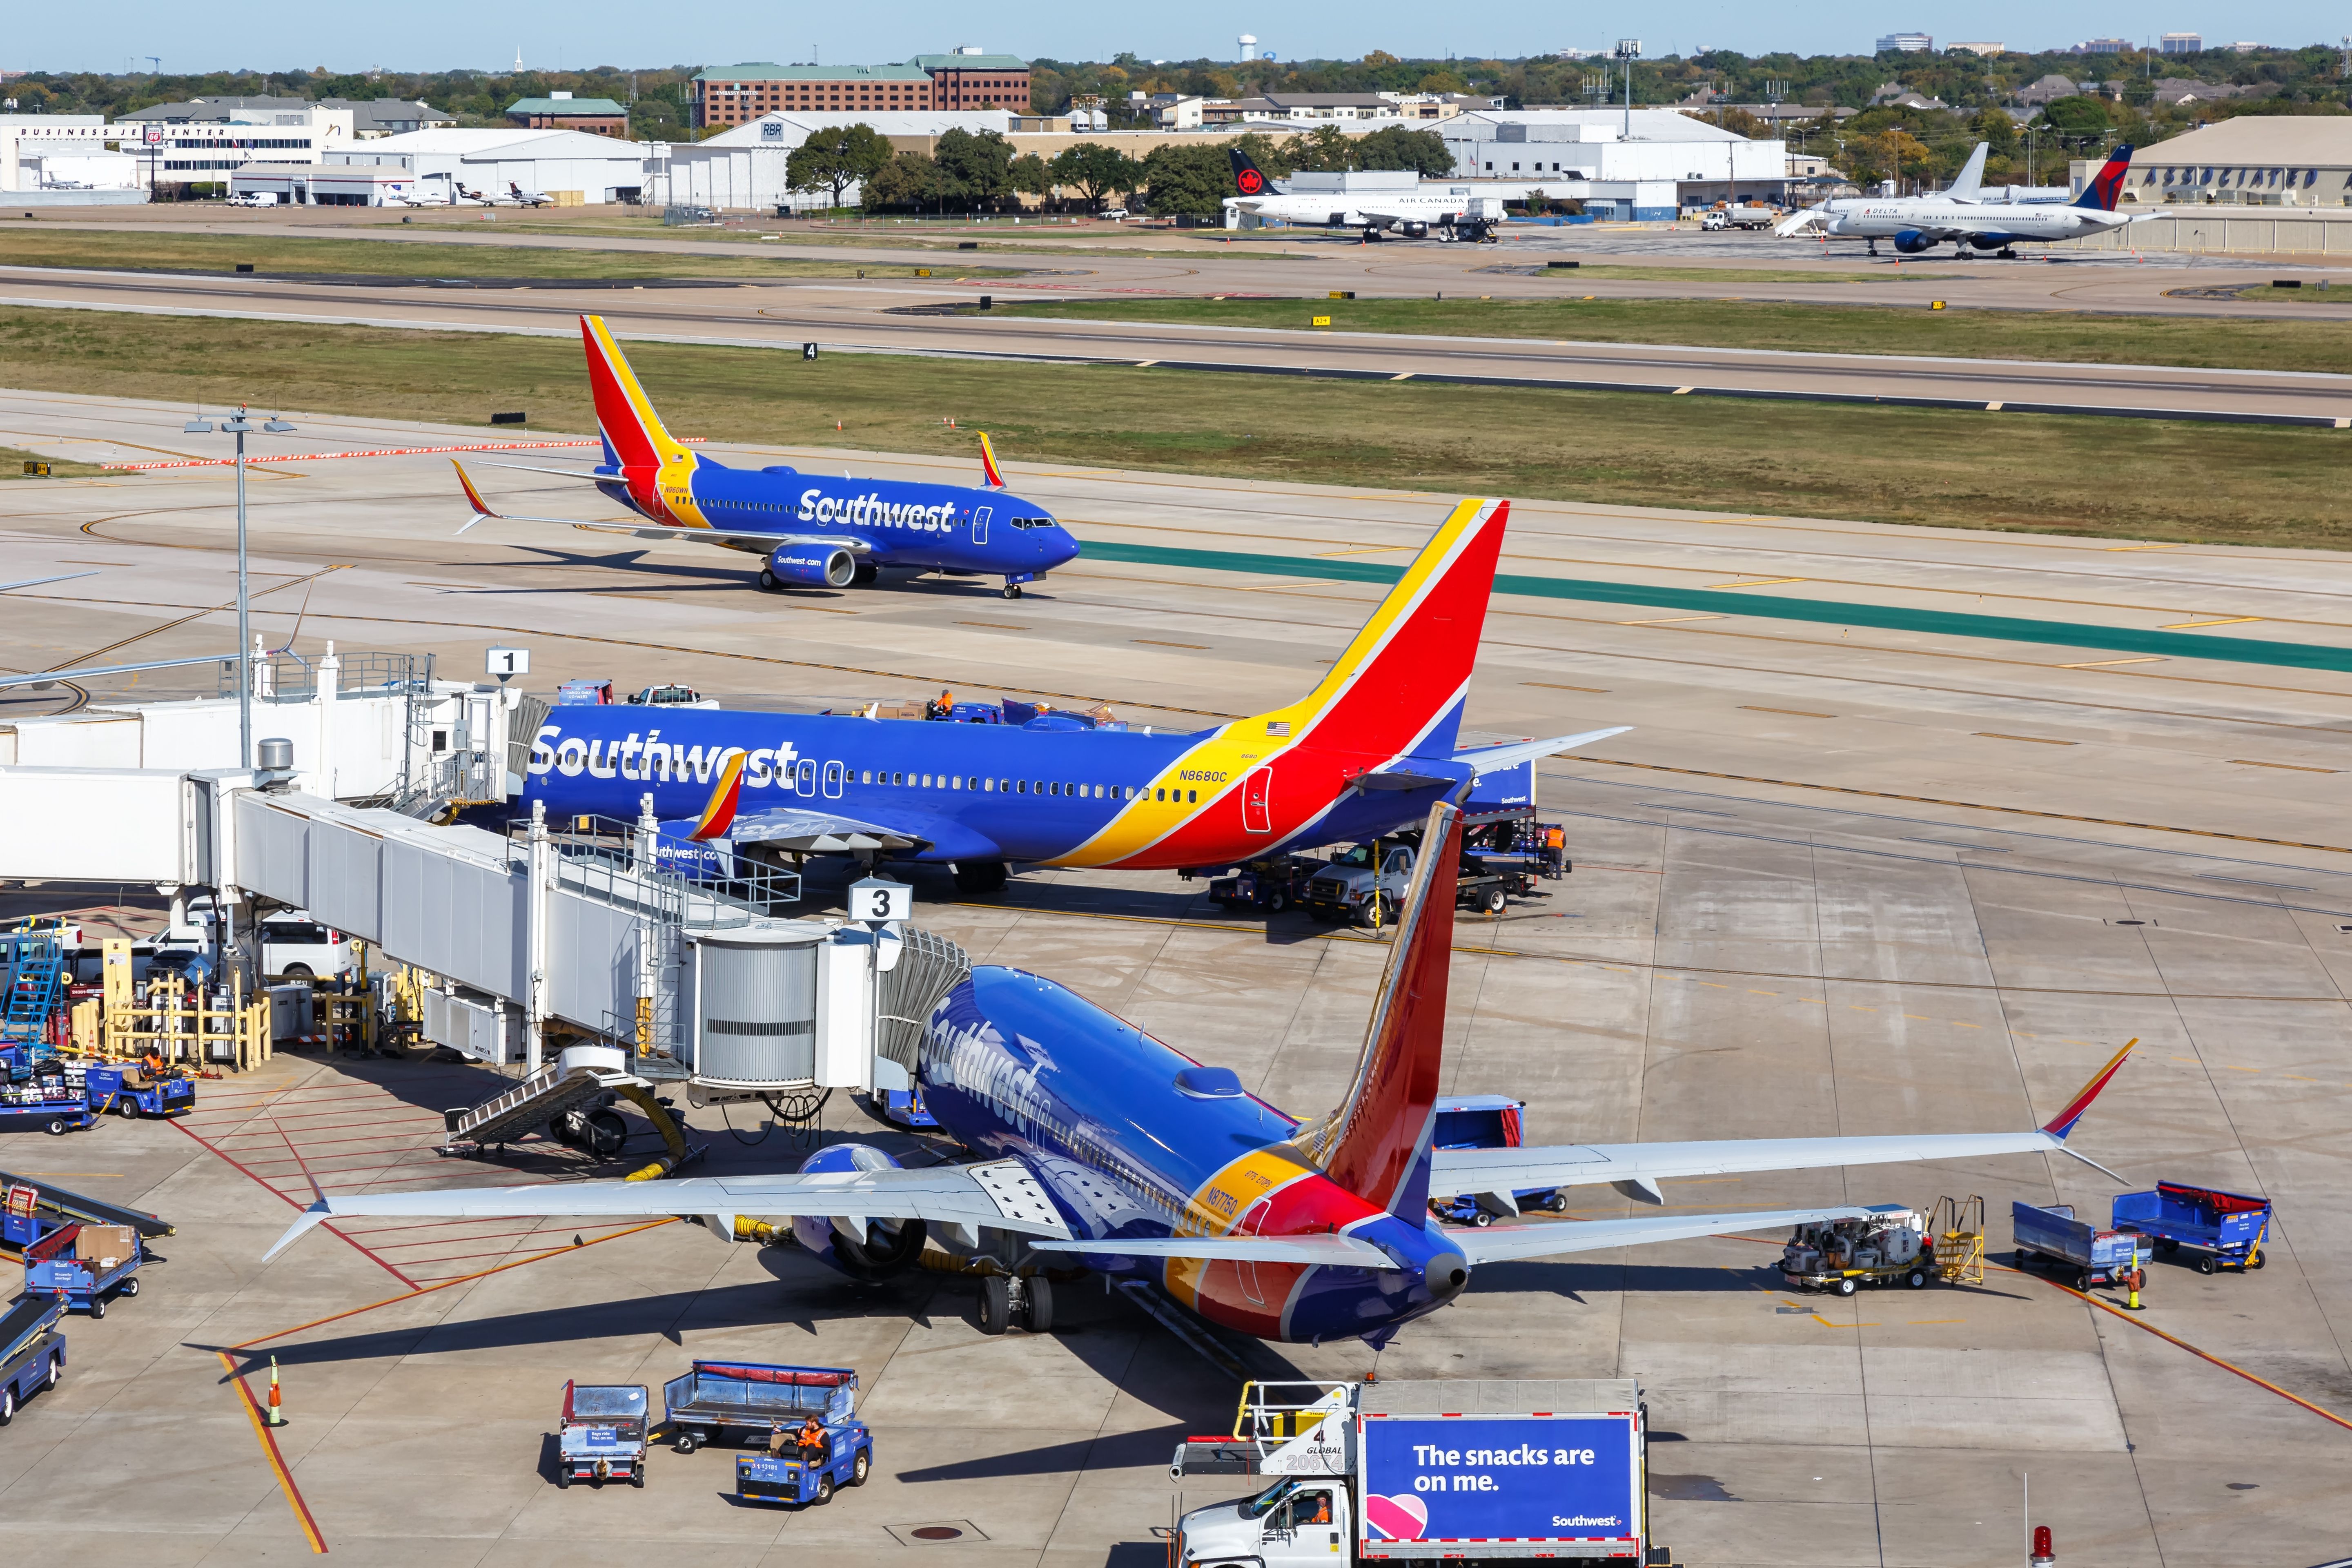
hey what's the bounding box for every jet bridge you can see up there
[0,764,966,1110]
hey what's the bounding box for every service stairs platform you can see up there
[439,1044,706,1176]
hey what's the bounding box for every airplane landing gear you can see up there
[1002,582,1023,599]
[758,568,778,591]
[1999,247,2019,259]
[951,861,1009,895]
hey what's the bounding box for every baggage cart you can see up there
[662,1361,869,1481]
[2011,1201,2148,1291]
[555,1381,647,1488]
[25,1222,144,1317]
[0,1294,66,1428]
[2112,1181,2271,1274]
[1425,1096,1566,1224]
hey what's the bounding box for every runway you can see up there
[8,261,2351,426]
[3,390,2351,1563]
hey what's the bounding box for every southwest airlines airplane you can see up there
[266,801,2136,1348]
[452,315,1081,599]
[519,495,1627,892]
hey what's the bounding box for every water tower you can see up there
[1238,34,1258,61]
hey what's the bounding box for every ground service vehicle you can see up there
[1426,1097,1566,1225]
[83,1065,196,1120]
[0,1075,96,1135]
[735,1430,873,1506]
[663,1361,869,1472]
[26,1223,145,1317]
[2012,1200,2148,1290]
[556,1381,648,1488]
[2112,1182,2270,1274]
[0,1295,66,1428]
[1207,854,1324,914]
[1779,1206,1933,1294]
[1174,1379,1654,1566]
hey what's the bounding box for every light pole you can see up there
[183,405,296,767]
[1614,39,1642,141]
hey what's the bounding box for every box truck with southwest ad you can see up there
[1172,1380,1661,1566]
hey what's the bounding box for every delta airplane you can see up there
[1221,149,1504,243]
[265,800,2138,1348]
[450,315,1081,600]
[1780,145,2144,257]
[514,495,1627,892]
[1773,141,1987,235]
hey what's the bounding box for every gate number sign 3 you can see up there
[849,878,912,924]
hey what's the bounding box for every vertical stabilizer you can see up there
[1946,142,1989,201]
[578,314,691,470]
[1293,801,1463,1218]
[2071,146,2134,211]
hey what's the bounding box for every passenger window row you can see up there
[847,769,1198,804]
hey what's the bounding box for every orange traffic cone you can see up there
[265,1356,288,1426]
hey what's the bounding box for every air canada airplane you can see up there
[517,495,1628,891]
[1221,148,1504,243]
[266,800,2136,1347]
[1780,144,2145,257]
[452,314,1081,599]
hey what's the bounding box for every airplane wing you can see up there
[263,1156,1071,1261]
[1450,1206,1870,1264]
[720,801,1005,862]
[1029,1233,1404,1268]
[1433,1042,2136,1205]
[0,571,97,594]
[1455,726,1632,776]
[450,459,873,554]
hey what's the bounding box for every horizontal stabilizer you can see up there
[1457,726,1631,775]
[1029,1232,1402,1268]
[1451,1205,1871,1265]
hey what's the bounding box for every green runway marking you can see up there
[1078,539,2352,673]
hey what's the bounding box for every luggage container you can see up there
[555,1381,647,1488]
[2111,1181,2270,1274]
[662,1361,866,1459]
[1425,1096,1566,1225]
[2011,1200,2148,1291]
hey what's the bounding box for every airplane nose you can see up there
[1043,528,1082,568]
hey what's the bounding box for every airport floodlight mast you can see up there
[182,406,296,768]
[1614,39,1641,138]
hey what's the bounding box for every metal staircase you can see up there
[1,927,67,1056]
[440,1045,639,1154]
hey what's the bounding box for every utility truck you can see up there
[1172,1380,1662,1567]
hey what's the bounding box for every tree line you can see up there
[786,125,1451,216]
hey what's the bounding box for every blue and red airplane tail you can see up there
[2071,146,2135,212]
[1294,801,1463,1219]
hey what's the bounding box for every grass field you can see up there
[0,443,105,480]
[994,294,2352,374]
[3,306,2345,549]
[0,227,1016,281]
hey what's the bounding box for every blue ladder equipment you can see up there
[1,927,68,1060]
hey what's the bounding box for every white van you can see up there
[226,192,279,208]
[169,900,357,980]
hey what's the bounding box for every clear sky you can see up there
[11,3,2341,76]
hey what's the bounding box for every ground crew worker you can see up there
[1542,824,1566,878]
[797,1414,827,1464]
[140,1048,165,1079]
[1303,1494,1331,1525]
[926,689,956,720]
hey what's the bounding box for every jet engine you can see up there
[1892,229,1938,254]
[763,545,856,590]
[1399,221,1430,239]
[788,1143,930,1281]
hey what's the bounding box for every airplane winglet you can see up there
[689,750,748,840]
[262,1203,332,1263]
[978,431,1006,490]
[451,459,500,534]
[2041,1038,2136,1140]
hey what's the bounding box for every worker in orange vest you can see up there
[1542,825,1566,878]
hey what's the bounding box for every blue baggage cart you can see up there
[0,1294,67,1427]
[0,1080,95,1136]
[2012,1201,2148,1291]
[666,1361,871,1504]
[555,1381,648,1488]
[25,1222,144,1318]
[1426,1095,1567,1225]
[2112,1181,2271,1275]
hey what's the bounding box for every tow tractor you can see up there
[555,1381,648,1488]
[1206,854,1323,915]
[1779,1205,1935,1294]
[664,1360,872,1501]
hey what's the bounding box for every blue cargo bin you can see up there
[556,1381,647,1488]
[0,1294,67,1428]
[1427,1095,1566,1225]
[2113,1181,2271,1275]
[2012,1201,2148,1291]
[24,1222,144,1318]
